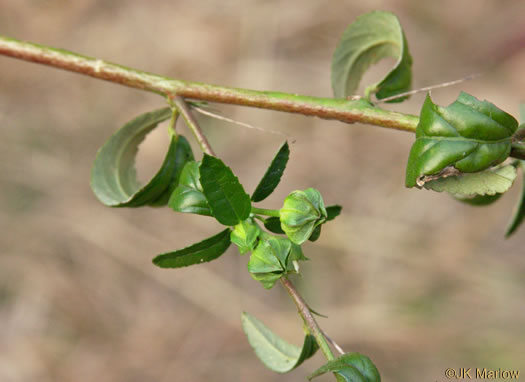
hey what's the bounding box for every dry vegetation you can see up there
[1,1,525,381]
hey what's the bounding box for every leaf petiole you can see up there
[252,207,280,217]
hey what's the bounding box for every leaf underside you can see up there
[331,10,412,102]
[241,312,318,373]
[169,161,211,216]
[91,108,193,207]
[424,164,517,197]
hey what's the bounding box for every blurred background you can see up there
[1,1,525,381]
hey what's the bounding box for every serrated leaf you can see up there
[152,229,231,268]
[308,353,381,382]
[91,108,194,207]
[326,205,343,221]
[252,142,290,202]
[169,161,211,216]
[332,11,412,102]
[406,92,518,188]
[506,161,525,237]
[241,312,318,373]
[199,155,251,226]
[424,165,517,197]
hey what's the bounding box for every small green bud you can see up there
[247,236,295,289]
[231,219,260,254]
[280,188,327,245]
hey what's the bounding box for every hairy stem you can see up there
[280,277,335,361]
[0,35,418,132]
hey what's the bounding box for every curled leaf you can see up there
[424,164,517,197]
[169,161,211,216]
[241,312,318,373]
[332,11,412,102]
[406,92,518,189]
[91,108,194,207]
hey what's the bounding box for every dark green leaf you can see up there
[241,312,318,373]
[264,217,285,234]
[423,165,517,197]
[406,92,518,189]
[231,219,261,254]
[152,229,231,268]
[91,108,194,207]
[332,11,412,102]
[169,161,211,216]
[506,161,525,237]
[308,353,381,382]
[326,205,343,221]
[280,188,327,245]
[199,154,251,226]
[308,225,322,242]
[251,142,290,202]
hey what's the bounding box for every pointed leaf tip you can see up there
[199,155,251,226]
[252,141,290,202]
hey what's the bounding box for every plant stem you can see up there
[0,35,418,132]
[172,96,215,156]
[251,207,280,217]
[280,277,335,361]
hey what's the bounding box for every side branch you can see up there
[0,35,419,132]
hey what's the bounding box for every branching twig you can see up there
[172,96,216,156]
[0,35,419,132]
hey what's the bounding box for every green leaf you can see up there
[406,92,519,188]
[231,219,261,254]
[241,312,318,373]
[280,188,327,245]
[199,154,251,226]
[424,165,517,197]
[326,205,343,221]
[264,217,285,234]
[308,353,381,382]
[169,161,211,216]
[152,229,231,268]
[331,11,412,102]
[251,142,290,202]
[455,193,503,206]
[308,225,322,242]
[506,161,525,237]
[91,108,194,207]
